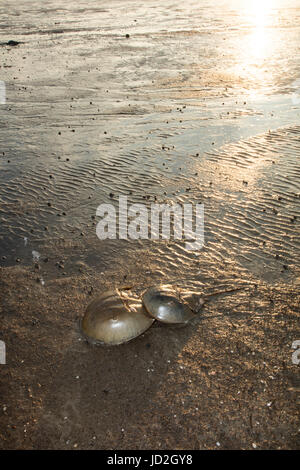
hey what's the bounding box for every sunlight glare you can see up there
[234,0,278,92]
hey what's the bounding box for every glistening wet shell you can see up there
[142,285,196,325]
[81,289,154,345]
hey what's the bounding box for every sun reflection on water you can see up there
[235,0,279,93]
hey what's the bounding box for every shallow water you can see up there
[0,0,299,287]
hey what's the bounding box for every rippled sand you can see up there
[0,0,299,450]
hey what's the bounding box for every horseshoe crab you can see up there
[142,285,201,325]
[80,289,154,345]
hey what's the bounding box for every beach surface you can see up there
[0,0,299,449]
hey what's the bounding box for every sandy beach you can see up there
[0,0,299,450]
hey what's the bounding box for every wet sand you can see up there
[0,0,300,450]
[0,258,299,449]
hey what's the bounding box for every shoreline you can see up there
[0,0,300,450]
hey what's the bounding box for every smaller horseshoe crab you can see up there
[142,285,202,325]
[80,289,154,345]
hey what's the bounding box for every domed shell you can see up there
[81,289,154,345]
[142,285,195,325]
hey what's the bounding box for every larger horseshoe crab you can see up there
[80,289,154,345]
[142,284,202,325]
